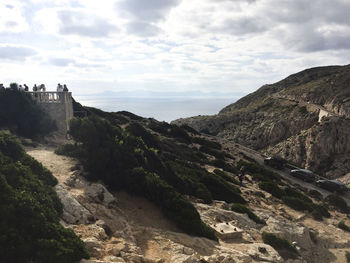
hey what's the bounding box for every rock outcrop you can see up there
[173,64,350,178]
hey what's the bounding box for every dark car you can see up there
[290,169,316,182]
[316,179,349,194]
[264,156,287,169]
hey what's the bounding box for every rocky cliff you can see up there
[173,65,350,178]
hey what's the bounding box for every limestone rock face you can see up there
[56,185,94,224]
[173,65,350,178]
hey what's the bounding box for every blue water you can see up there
[74,96,237,122]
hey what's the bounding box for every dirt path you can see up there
[26,145,78,185]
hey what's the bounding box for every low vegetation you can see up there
[258,182,330,220]
[0,89,56,138]
[0,132,89,263]
[338,221,350,232]
[231,203,265,224]
[325,195,349,213]
[262,232,298,259]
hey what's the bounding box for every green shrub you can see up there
[325,195,349,213]
[258,181,284,198]
[0,89,56,138]
[213,169,239,185]
[284,187,312,203]
[0,132,89,263]
[311,203,330,220]
[126,122,160,149]
[262,232,298,258]
[282,196,313,212]
[308,189,323,200]
[346,251,350,262]
[181,124,200,135]
[200,145,225,159]
[231,203,265,224]
[201,172,246,204]
[168,124,191,143]
[338,221,350,232]
[68,116,217,240]
[192,137,221,149]
[238,160,280,182]
[148,121,170,135]
[55,143,84,158]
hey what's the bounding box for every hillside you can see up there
[2,82,350,262]
[173,64,350,178]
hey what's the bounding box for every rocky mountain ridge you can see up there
[173,64,350,178]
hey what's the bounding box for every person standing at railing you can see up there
[63,84,68,92]
[24,84,29,91]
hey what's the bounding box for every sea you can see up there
[73,96,237,123]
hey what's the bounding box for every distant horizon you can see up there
[74,95,238,123]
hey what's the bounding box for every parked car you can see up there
[290,169,316,182]
[264,156,287,169]
[316,179,349,194]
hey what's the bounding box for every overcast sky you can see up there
[0,0,349,97]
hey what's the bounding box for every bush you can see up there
[311,203,330,220]
[213,169,239,185]
[0,89,56,138]
[231,203,265,224]
[308,189,323,200]
[68,116,218,240]
[284,187,313,203]
[200,146,225,160]
[168,124,191,143]
[262,232,298,258]
[238,160,280,182]
[282,196,313,212]
[346,251,350,262]
[0,132,89,263]
[192,137,221,149]
[55,143,84,158]
[325,195,349,213]
[126,122,160,149]
[201,172,246,204]
[181,124,200,135]
[338,221,350,232]
[259,181,284,198]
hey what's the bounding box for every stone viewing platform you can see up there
[28,91,74,135]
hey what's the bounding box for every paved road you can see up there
[217,137,350,206]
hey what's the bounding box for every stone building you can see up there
[29,91,74,135]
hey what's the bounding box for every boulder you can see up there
[83,237,103,258]
[56,185,94,224]
[85,183,117,207]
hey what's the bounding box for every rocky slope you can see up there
[173,65,350,178]
[27,141,350,263]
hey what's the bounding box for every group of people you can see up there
[57,83,69,92]
[0,83,69,92]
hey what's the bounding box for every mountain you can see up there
[2,79,350,262]
[173,65,350,178]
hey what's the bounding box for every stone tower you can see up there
[29,91,74,135]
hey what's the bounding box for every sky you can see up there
[0,0,350,97]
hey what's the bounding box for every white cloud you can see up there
[0,1,29,32]
[0,0,350,99]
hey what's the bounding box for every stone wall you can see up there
[29,92,73,135]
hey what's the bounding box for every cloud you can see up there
[0,1,29,32]
[116,0,181,37]
[0,45,37,60]
[0,45,36,60]
[117,0,181,22]
[57,10,118,37]
[126,21,161,37]
[48,57,75,66]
